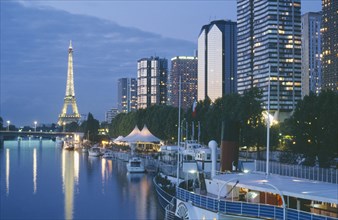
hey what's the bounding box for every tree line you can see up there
[108,89,337,168]
[1,90,336,167]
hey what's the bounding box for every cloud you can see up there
[0,1,196,126]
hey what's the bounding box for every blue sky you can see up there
[24,0,321,42]
[0,0,321,127]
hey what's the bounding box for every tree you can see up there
[287,91,338,167]
[67,122,79,132]
[81,113,100,142]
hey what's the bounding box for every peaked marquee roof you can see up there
[121,125,160,143]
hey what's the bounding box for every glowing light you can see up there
[74,151,80,185]
[6,149,10,196]
[33,148,37,194]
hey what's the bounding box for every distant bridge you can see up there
[0,131,83,147]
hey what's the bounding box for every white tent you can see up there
[114,136,124,142]
[122,124,160,143]
[138,124,161,142]
[121,125,141,142]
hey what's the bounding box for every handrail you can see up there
[176,187,337,220]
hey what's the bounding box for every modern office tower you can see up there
[137,57,168,109]
[237,0,302,121]
[105,108,119,123]
[301,12,322,97]
[117,78,137,113]
[322,0,338,91]
[197,20,237,102]
[170,56,198,110]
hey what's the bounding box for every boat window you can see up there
[131,162,140,167]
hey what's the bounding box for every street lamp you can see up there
[62,122,66,132]
[34,121,37,132]
[262,181,286,220]
[6,121,10,131]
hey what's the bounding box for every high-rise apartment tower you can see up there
[117,78,137,113]
[137,57,168,109]
[237,0,302,120]
[322,0,338,91]
[301,12,322,97]
[169,56,198,109]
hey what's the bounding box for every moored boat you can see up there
[126,157,145,173]
[102,150,114,158]
[88,146,102,157]
[63,140,74,150]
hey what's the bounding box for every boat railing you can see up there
[176,187,337,220]
[255,160,338,184]
[164,197,177,220]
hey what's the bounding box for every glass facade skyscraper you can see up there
[197,20,237,102]
[237,0,302,120]
[137,57,168,109]
[301,12,322,97]
[322,0,338,91]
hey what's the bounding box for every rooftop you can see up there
[214,172,338,204]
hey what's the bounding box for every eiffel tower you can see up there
[57,41,81,126]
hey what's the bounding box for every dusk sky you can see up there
[0,0,321,127]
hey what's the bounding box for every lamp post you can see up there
[262,181,286,220]
[6,121,10,131]
[266,65,271,177]
[34,121,37,132]
[63,122,66,132]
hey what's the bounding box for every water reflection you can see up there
[1,141,163,220]
[74,151,80,186]
[61,150,79,220]
[6,148,10,196]
[33,148,37,194]
[101,158,113,182]
[126,173,157,219]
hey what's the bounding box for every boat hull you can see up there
[153,176,175,210]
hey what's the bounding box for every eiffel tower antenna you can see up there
[57,41,81,126]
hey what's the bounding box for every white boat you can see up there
[88,146,102,157]
[102,150,114,158]
[159,141,338,220]
[63,140,74,150]
[126,157,145,173]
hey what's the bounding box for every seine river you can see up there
[0,140,164,219]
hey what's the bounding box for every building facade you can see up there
[105,108,119,124]
[169,56,198,110]
[117,78,137,113]
[301,12,322,97]
[137,57,168,109]
[197,20,237,102]
[237,0,302,120]
[322,0,338,91]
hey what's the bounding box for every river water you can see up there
[0,140,164,219]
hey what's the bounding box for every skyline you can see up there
[1,1,321,126]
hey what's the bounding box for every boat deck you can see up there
[212,172,338,204]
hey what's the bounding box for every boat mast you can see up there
[176,76,181,184]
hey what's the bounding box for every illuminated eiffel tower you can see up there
[57,41,81,126]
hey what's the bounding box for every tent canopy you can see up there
[121,124,160,143]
